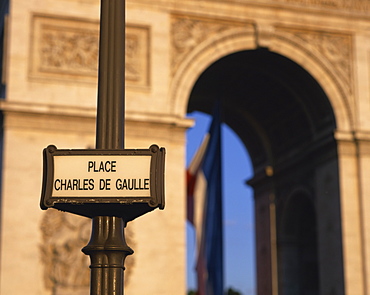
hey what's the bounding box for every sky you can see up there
[185,111,256,295]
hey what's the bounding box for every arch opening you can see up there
[186,49,344,295]
[188,49,336,170]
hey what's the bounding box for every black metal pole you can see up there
[83,1,133,295]
[95,0,125,150]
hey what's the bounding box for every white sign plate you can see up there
[53,155,151,198]
[40,145,165,218]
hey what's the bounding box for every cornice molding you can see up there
[0,101,193,129]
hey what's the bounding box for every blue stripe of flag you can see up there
[201,106,224,295]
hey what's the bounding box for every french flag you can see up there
[187,109,224,295]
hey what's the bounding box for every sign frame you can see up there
[40,144,165,220]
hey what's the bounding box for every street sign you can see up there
[40,144,165,220]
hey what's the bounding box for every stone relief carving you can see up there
[171,15,246,74]
[40,210,135,295]
[40,27,99,76]
[31,15,149,87]
[276,27,353,95]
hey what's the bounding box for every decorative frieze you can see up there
[59,0,370,13]
[30,15,150,88]
[274,0,370,11]
[40,210,135,294]
[219,0,370,12]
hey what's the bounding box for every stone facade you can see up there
[1,0,370,295]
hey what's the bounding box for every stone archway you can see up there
[186,49,344,295]
[171,22,352,133]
